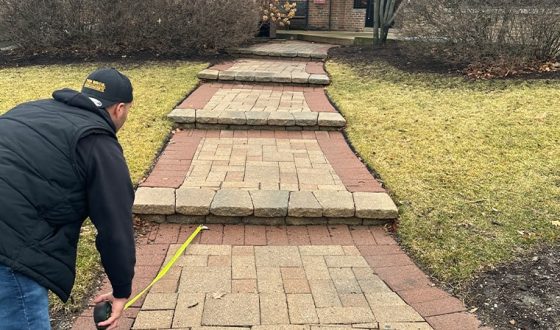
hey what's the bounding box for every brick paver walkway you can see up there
[72,224,484,330]
[71,40,486,330]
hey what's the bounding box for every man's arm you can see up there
[77,134,136,299]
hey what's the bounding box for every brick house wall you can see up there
[306,0,367,31]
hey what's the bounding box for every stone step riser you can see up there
[139,214,392,226]
[175,123,342,131]
[168,109,346,130]
[133,188,398,225]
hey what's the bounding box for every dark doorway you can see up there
[354,0,373,27]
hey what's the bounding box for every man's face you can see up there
[110,102,133,132]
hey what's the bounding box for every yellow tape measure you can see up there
[124,224,207,309]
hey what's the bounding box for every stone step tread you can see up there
[168,108,345,128]
[227,40,335,59]
[198,59,329,85]
[133,188,398,221]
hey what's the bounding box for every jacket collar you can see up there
[52,88,117,132]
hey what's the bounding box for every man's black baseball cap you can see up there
[81,68,133,109]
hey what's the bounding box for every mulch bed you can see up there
[464,245,560,330]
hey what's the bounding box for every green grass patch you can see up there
[0,61,206,315]
[326,59,560,285]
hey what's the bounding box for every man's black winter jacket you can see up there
[0,89,135,301]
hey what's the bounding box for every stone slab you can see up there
[133,187,175,215]
[218,111,247,125]
[168,108,196,123]
[250,190,289,217]
[354,192,398,219]
[198,69,219,80]
[176,188,215,215]
[313,191,355,217]
[294,112,319,126]
[308,74,330,85]
[197,110,221,124]
[318,112,346,127]
[268,112,296,126]
[288,191,323,217]
[210,190,253,216]
[245,112,270,126]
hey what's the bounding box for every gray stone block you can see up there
[353,192,398,219]
[133,187,175,215]
[272,73,293,83]
[176,188,215,215]
[168,108,196,124]
[210,190,253,216]
[313,191,354,217]
[318,112,346,127]
[218,111,247,125]
[309,74,330,85]
[293,112,319,126]
[250,190,289,217]
[254,72,275,82]
[268,112,295,126]
[292,72,310,84]
[235,71,256,82]
[198,69,219,80]
[245,112,270,126]
[218,71,236,81]
[288,191,322,217]
[196,110,221,124]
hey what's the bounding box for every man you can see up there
[0,68,136,330]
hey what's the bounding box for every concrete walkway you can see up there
[72,41,486,329]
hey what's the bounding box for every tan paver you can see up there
[260,293,290,324]
[354,192,399,219]
[287,294,319,324]
[141,292,178,310]
[202,293,260,326]
[172,292,205,328]
[316,307,376,324]
[133,310,174,329]
[203,89,311,113]
[255,246,302,267]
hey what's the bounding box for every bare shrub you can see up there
[401,0,560,67]
[0,0,260,56]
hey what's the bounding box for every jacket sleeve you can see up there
[77,134,136,299]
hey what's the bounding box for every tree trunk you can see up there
[373,0,381,45]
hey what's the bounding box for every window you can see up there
[354,0,368,9]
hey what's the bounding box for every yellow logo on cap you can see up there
[84,79,106,92]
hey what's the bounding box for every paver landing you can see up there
[198,59,330,85]
[168,83,344,130]
[72,224,484,330]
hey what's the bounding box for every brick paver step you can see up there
[134,129,396,225]
[227,40,336,60]
[168,83,345,130]
[198,59,330,85]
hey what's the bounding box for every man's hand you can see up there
[93,292,127,330]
